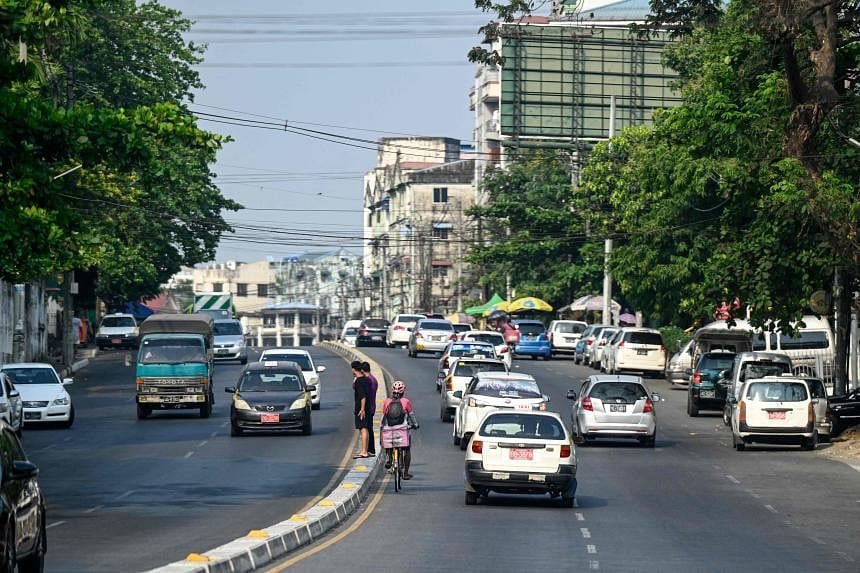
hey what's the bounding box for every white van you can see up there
[752,315,834,392]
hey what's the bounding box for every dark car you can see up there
[0,421,46,570]
[356,318,390,347]
[687,351,736,416]
[830,387,860,436]
[225,361,315,436]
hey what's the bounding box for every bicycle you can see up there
[380,423,409,493]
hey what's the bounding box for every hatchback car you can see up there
[0,363,74,428]
[356,318,390,347]
[435,341,497,390]
[512,320,552,360]
[213,319,248,364]
[464,411,577,507]
[829,387,860,436]
[407,319,456,357]
[385,314,425,347]
[0,421,46,570]
[258,348,326,409]
[686,351,736,417]
[547,320,588,357]
[453,372,548,449]
[0,373,22,436]
[440,357,508,422]
[730,377,818,450]
[603,328,666,377]
[96,312,139,350]
[567,375,660,447]
[226,361,315,436]
[461,330,512,368]
[573,324,610,365]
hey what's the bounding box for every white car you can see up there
[730,376,819,451]
[0,372,23,435]
[258,349,326,409]
[96,312,139,350]
[603,327,666,377]
[436,341,498,389]
[386,314,425,347]
[461,330,512,368]
[547,320,588,356]
[440,357,508,422]
[464,410,577,507]
[341,327,358,348]
[453,372,548,450]
[0,363,74,427]
[591,328,619,370]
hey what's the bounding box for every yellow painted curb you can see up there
[186,554,210,562]
[247,530,268,538]
[354,465,368,471]
[289,514,308,522]
[318,500,336,507]
[340,483,356,489]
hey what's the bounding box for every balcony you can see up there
[469,87,477,111]
[482,79,500,103]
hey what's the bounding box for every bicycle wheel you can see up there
[393,448,401,492]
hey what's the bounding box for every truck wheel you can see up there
[136,405,150,420]
[199,403,212,418]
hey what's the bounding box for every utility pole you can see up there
[602,95,616,326]
[456,199,464,312]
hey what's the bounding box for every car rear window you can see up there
[739,361,790,381]
[214,321,242,335]
[467,333,504,345]
[589,382,647,403]
[363,319,389,328]
[479,413,565,440]
[453,361,507,377]
[419,321,453,331]
[554,322,586,334]
[473,379,541,399]
[397,315,424,323]
[778,330,829,350]
[698,354,736,371]
[745,381,808,402]
[626,332,663,345]
[516,322,546,335]
[450,344,495,358]
[102,316,136,328]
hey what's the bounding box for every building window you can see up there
[432,222,452,240]
[300,313,314,325]
[432,266,449,278]
[433,187,448,203]
[263,315,275,326]
[257,283,268,297]
[237,283,248,297]
[212,283,223,293]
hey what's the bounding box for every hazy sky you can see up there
[158,1,489,262]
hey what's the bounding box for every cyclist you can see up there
[381,380,415,479]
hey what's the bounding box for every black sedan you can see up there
[830,387,860,436]
[0,422,46,571]
[226,361,315,436]
[356,318,390,347]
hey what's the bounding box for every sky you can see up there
[158,1,492,262]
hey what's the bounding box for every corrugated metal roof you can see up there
[569,0,653,21]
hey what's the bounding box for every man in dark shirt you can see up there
[352,362,372,457]
[361,361,379,455]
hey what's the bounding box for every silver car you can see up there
[567,375,660,447]
[408,319,455,357]
[665,338,694,385]
[213,319,248,364]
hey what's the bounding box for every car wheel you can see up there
[136,405,150,420]
[465,491,479,505]
[732,433,745,451]
[302,413,313,436]
[642,433,656,448]
[801,431,818,451]
[62,406,75,428]
[453,434,461,446]
[240,357,247,365]
[686,396,699,417]
[230,423,243,437]
[722,406,731,426]
[531,355,538,360]
[560,494,575,508]
[442,408,452,423]
[459,432,471,451]
[18,516,45,573]
[831,418,841,437]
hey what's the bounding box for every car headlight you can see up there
[52,397,70,406]
[290,398,307,410]
[234,398,252,411]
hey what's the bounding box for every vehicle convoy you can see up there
[193,291,233,320]
[135,314,215,419]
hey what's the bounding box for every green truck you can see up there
[135,314,215,419]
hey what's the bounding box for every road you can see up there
[281,346,860,573]
[21,347,356,573]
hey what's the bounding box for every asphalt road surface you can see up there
[280,346,860,573]
[21,347,356,573]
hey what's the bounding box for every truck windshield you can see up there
[140,337,206,364]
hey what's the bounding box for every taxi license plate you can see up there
[610,404,626,412]
[637,349,648,355]
[768,411,786,420]
[700,390,715,399]
[261,413,280,423]
[509,448,533,460]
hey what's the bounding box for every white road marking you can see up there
[46,521,66,529]
[575,512,585,521]
[764,504,778,513]
[588,560,600,570]
[115,490,136,501]
[580,527,591,539]
[573,498,579,508]
[210,431,218,438]
[197,440,208,447]
[184,451,195,459]
[84,505,103,514]
[63,437,73,442]
[587,545,598,554]
[726,475,740,484]
[39,444,57,452]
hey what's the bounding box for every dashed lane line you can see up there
[588,560,601,570]
[115,490,137,501]
[726,475,740,484]
[210,431,218,438]
[83,505,103,514]
[764,504,778,514]
[184,451,195,459]
[575,512,585,521]
[197,440,208,448]
[46,521,66,529]
[580,527,591,539]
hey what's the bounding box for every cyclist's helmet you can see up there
[392,380,406,395]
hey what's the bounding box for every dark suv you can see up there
[687,351,736,416]
[356,318,390,347]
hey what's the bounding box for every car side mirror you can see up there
[453,391,463,399]
[651,393,661,402]
[316,365,326,373]
[224,386,235,393]
[62,378,74,385]
[306,384,317,392]
[566,389,577,400]
[684,368,693,376]
[8,460,38,481]
[8,390,18,399]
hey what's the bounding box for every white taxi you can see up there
[464,410,577,507]
[730,376,819,451]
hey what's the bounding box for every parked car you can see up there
[258,348,326,409]
[464,411,577,507]
[567,374,660,447]
[829,387,860,436]
[95,312,139,350]
[721,352,792,425]
[602,328,667,378]
[385,314,425,348]
[225,361,315,436]
[591,328,619,370]
[439,357,508,422]
[0,363,74,428]
[729,376,819,451]
[511,319,552,360]
[0,421,46,569]
[0,373,22,436]
[213,319,248,364]
[452,324,473,338]
[461,330,512,368]
[665,338,694,385]
[407,319,455,357]
[453,372,547,449]
[573,324,610,365]
[356,318,390,347]
[799,375,833,440]
[686,351,737,417]
[435,341,498,391]
[547,320,588,357]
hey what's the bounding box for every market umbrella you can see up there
[508,296,553,314]
[618,312,637,325]
[565,294,621,312]
[464,292,504,316]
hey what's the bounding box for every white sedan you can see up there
[259,349,326,409]
[453,372,547,450]
[461,330,513,369]
[0,363,74,427]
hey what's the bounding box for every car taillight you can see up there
[618,341,625,348]
[739,400,746,423]
[560,445,571,458]
[539,402,547,411]
[359,329,368,335]
[471,440,483,454]
[582,396,593,411]
[586,339,593,345]
[450,334,457,340]
[394,325,404,331]
[415,332,423,338]
[808,403,815,425]
[692,372,702,385]
[660,345,667,354]
[643,399,654,413]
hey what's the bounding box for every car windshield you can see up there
[517,323,545,335]
[698,355,736,371]
[453,361,507,377]
[467,333,504,345]
[419,321,453,331]
[240,371,303,392]
[363,319,389,328]
[2,368,58,385]
[746,381,808,402]
[627,332,663,345]
[261,354,312,370]
[473,379,541,399]
[397,315,424,323]
[589,382,647,403]
[479,413,565,440]
[739,362,790,381]
[140,337,206,364]
[450,344,494,358]
[555,323,586,334]
[344,328,357,336]
[102,316,135,328]
[214,321,242,335]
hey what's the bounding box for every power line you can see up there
[197,61,471,69]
